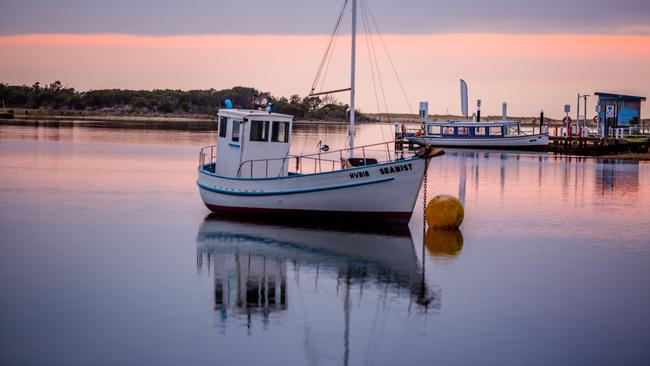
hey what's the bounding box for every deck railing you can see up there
[238,141,410,178]
[199,141,416,178]
[198,145,217,173]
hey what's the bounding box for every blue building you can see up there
[595,92,645,127]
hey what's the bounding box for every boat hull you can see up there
[410,134,549,150]
[197,157,427,223]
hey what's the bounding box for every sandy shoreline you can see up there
[5,111,638,127]
[2,109,648,140]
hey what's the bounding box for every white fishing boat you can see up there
[410,119,548,150]
[197,0,440,223]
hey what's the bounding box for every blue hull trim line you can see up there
[198,156,422,181]
[197,177,394,196]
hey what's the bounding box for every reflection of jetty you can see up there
[595,159,640,194]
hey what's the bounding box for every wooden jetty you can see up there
[548,135,650,156]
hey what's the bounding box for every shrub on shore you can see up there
[0,82,371,121]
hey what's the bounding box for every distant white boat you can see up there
[197,0,441,223]
[410,120,548,150]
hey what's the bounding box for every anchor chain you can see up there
[422,156,429,231]
[419,153,431,309]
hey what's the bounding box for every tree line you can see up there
[0,81,371,121]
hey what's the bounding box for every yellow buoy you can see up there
[425,228,464,256]
[425,194,464,230]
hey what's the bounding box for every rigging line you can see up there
[312,0,346,92]
[362,2,388,125]
[360,1,381,119]
[298,129,309,156]
[318,12,343,93]
[363,0,414,114]
[360,0,386,143]
[363,4,390,127]
[310,0,348,94]
[363,3,389,119]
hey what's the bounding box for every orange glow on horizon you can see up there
[1,33,649,118]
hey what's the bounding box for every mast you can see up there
[349,0,357,157]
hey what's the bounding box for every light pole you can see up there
[582,95,590,129]
[577,94,580,129]
[577,93,590,136]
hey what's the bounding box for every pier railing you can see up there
[547,125,649,139]
[199,141,417,178]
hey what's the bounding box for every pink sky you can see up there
[1,33,649,118]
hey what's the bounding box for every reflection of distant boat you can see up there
[196,215,438,325]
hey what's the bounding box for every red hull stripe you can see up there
[204,204,413,224]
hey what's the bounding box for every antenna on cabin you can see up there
[460,79,468,118]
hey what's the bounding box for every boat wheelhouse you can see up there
[207,109,294,179]
[410,120,548,150]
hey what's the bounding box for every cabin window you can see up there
[271,121,290,143]
[427,125,441,135]
[231,120,240,142]
[474,127,487,136]
[250,120,270,142]
[219,117,228,138]
[488,126,502,136]
[457,127,470,136]
[505,125,519,136]
[442,127,455,136]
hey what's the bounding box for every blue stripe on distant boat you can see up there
[228,143,240,148]
[196,176,394,196]
[198,156,421,181]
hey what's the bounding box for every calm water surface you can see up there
[1,124,649,365]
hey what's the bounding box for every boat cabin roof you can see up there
[218,109,293,121]
[424,120,521,127]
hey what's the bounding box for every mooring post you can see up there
[603,104,610,145]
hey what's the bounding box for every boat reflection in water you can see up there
[196,215,441,334]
